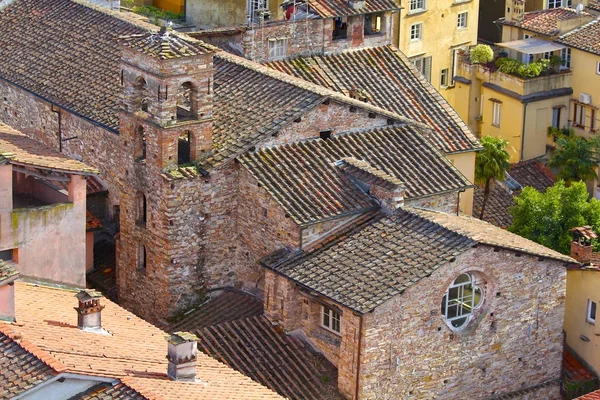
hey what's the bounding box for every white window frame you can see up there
[587,299,596,324]
[574,103,586,127]
[321,305,341,334]
[457,12,468,29]
[440,68,449,87]
[596,61,600,75]
[561,48,571,69]
[492,102,501,127]
[410,23,423,41]
[412,56,432,82]
[592,109,598,132]
[267,38,288,61]
[409,0,426,12]
[442,273,483,330]
[548,0,571,8]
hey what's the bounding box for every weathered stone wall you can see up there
[406,191,459,214]
[359,246,566,400]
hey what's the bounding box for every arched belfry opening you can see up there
[134,125,146,162]
[134,76,149,112]
[178,130,191,164]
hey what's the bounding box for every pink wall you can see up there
[86,231,94,271]
[0,173,87,287]
[0,284,15,321]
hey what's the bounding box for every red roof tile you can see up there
[557,17,600,56]
[86,210,103,232]
[497,7,592,36]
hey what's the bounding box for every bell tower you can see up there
[116,28,216,323]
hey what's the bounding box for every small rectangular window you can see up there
[0,249,15,262]
[440,68,449,87]
[597,61,600,75]
[561,48,571,69]
[322,306,341,334]
[457,12,468,28]
[492,102,501,127]
[552,107,561,129]
[268,38,288,61]
[574,103,587,127]
[364,13,384,36]
[410,23,423,41]
[412,56,432,82]
[587,300,597,324]
[409,0,426,11]
[592,109,598,132]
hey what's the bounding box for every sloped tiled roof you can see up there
[589,1,600,12]
[0,260,19,285]
[2,282,283,400]
[0,123,99,175]
[0,329,59,398]
[557,17,600,55]
[86,210,103,232]
[577,391,600,399]
[166,290,343,400]
[119,32,214,60]
[0,0,150,131]
[239,125,471,226]
[306,0,400,17]
[68,382,148,400]
[168,289,264,331]
[266,46,480,154]
[270,207,573,313]
[497,8,592,36]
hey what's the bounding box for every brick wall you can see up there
[359,246,566,399]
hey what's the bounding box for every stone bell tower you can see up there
[116,28,216,323]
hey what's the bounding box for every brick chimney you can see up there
[570,226,598,264]
[336,157,405,214]
[0,260,19,322]
[75,289,105,331]
[167,332,198,381]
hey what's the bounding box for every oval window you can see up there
[441,273,483,329]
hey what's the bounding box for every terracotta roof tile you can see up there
[2,282,283,400]
[271,207,573,313]
[578,390,600,399]
[119,32,214,60]
[557,17,600,55]
[0,260,19,285]
[68,382,148,399]
[497,7,592,36]
[86,210,104,232]
[0,329,59,398]
[239,125,472,225]
[306,0,400,17]
[266,46,480,154]
[0,123,99,175]
[589,1,600,12]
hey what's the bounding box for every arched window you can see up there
[178,131,191,165]
[134,125,146,162]
[441,273,483,329]
[137,244,147,272]
[134,76,149,112]
[136,191,147,226]
[176,82,197,121]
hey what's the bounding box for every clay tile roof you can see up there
[166,290,343,400]
[239,125,472,226]
[0,328,62,398]
[119,31,214,60]
[0,260,19,286]
[0,0,150,131]
[497,7,592,36]
[272,207,573,313]
[589,1,600,11]
[266,46,480,154]
[2,281,283,400]
[557,17,600,55]
[68,382,148,400]
[474,160,556,229]
[306,0,400,17]
[0,122,98,175]
[577,390,600,399]
[86,210,103,232]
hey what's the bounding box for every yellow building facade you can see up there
[396,0,479,104]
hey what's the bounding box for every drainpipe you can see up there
[51,104,62,153]
[354,314,363,400]
[520,103,528,162]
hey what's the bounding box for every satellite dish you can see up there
[576,3,584,15]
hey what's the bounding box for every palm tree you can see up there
[475,136,510,220]
[548,136,600,184]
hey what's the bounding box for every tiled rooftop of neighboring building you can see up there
[166,289,343,400]
[577,390,600,399]
[0,259,19,285]
[119,31,214,59]
[2,281,283,400]
[0,329,59,398]
[269,207,574,313]
[557,17,600,55]
[589,1,600,12]
[68,382,147,399]
[86,210,103,231]
[473,160,556,229]
[497,7,592,36]
[0,122,98,175]
[306,0,400,18]
[239,125,472,225]
[266,46,480,154]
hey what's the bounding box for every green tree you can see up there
[548,136,600,184]
[475,136,510,220]
[509,180,600,254]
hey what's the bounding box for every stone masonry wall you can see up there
[359,246,566,400]
[406,191,459,215]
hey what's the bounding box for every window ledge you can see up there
[492,123,500,128]
[452,0,473,4]
[410,39,423,43]
[320,325,342,336]
[406,9,427,16]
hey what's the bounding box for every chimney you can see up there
[167,332,198,381]
[570,226,598,264]
[336,157,405,214]
[75,289,105,331]
[0,260,19,322]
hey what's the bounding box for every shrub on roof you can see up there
[470,44,494,64]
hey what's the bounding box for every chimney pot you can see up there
[167,332,198,381]
[75,289,105,331]
[570,226,598,264]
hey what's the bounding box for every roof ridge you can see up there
[0,324,68,374]
[559,15,600,38]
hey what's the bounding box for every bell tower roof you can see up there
[119,28,215,60]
